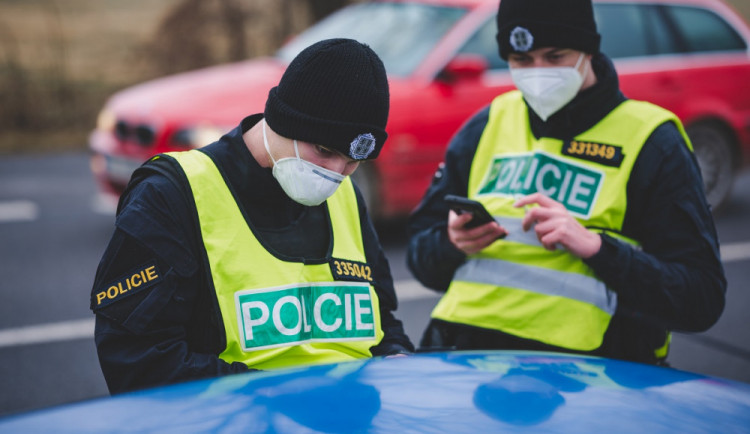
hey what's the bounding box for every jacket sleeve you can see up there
[354,186,415,355]
[90,174,250,395]
[406,107,490,292]
[584,122,727,332]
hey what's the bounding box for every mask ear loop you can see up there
[292,139,302,162]
[576,53,590,83]
[262,118,277,166]
[262,118,300,166]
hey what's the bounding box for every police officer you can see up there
[407,0,726,364]
[91,39,414,394]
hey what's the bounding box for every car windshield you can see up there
[276,2,467,77]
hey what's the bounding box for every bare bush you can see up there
[0,1,72,131]
[0,0,357,153]
[143,0,359,77]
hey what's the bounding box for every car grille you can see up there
[114,120,156,147]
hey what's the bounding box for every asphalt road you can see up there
[1,151,749,418]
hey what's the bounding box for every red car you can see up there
[90,0,750,219]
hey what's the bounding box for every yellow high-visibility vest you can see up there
[167,149,384,370]
[432,91,689,352]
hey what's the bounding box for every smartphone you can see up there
[444,194,495,229]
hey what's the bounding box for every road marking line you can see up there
[91,193,117,216]
[721,241,750,262]
[0,318,94,348]
[0,280,437,348]
[0,200,38,223]
[396,279,441,301]
[0,239,748,350]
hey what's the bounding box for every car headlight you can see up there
[172,125,230,148]
[96,108,117,132]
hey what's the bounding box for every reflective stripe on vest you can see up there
[432,91,689,352]
[167,149,383,370]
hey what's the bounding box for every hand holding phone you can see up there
[444,194,495,229]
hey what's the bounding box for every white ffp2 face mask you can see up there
[510,53,589,121]
[262,119,345,206]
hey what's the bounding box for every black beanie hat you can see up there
[264,38,389,160]
[496,0,601,60]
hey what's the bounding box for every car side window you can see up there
[457,17,508,71]
[663,5,747,53]
[594,4,652,58]
[645,6,680,55]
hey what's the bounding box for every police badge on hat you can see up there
[349,133,376,160]
[510,26,534,52]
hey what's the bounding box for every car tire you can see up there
[687,121,736,214]
[351,163,381,219]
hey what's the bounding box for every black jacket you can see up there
[406,54,726,364]
[91,114,414,394]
